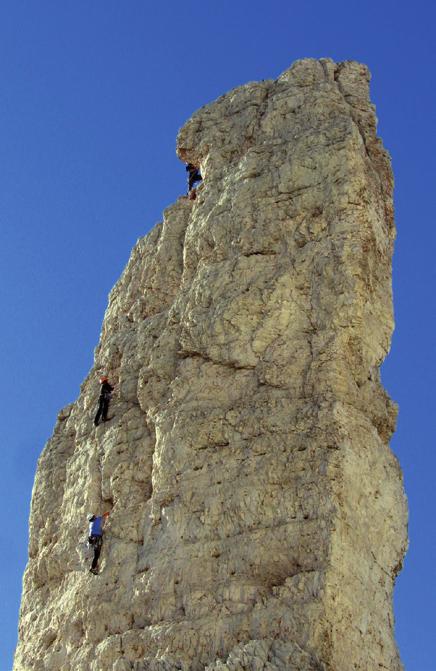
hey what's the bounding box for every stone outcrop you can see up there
[14,59,407,671]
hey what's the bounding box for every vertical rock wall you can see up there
[14,59,407,671]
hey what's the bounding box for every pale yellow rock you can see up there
[14,58,407,671]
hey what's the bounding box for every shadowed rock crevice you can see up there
[14,58,407,671]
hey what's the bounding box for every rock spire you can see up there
[14,58,407,671]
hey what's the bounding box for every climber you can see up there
[87,512,109,574]
[94,375,114,426]
[186,163,202,194]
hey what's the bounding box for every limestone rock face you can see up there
[14,59,407,671]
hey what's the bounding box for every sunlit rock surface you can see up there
[14,58,407,671]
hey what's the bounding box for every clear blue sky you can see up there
[1,1,434,669]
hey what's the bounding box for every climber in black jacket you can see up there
[186,163,202,193]
[94,376,114,426]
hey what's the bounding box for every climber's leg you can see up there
[101,397,110,422]
[189,174,202,191]
[90,536,102,572]
[94,399,104,426]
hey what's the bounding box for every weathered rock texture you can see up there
[15,59,407,671]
